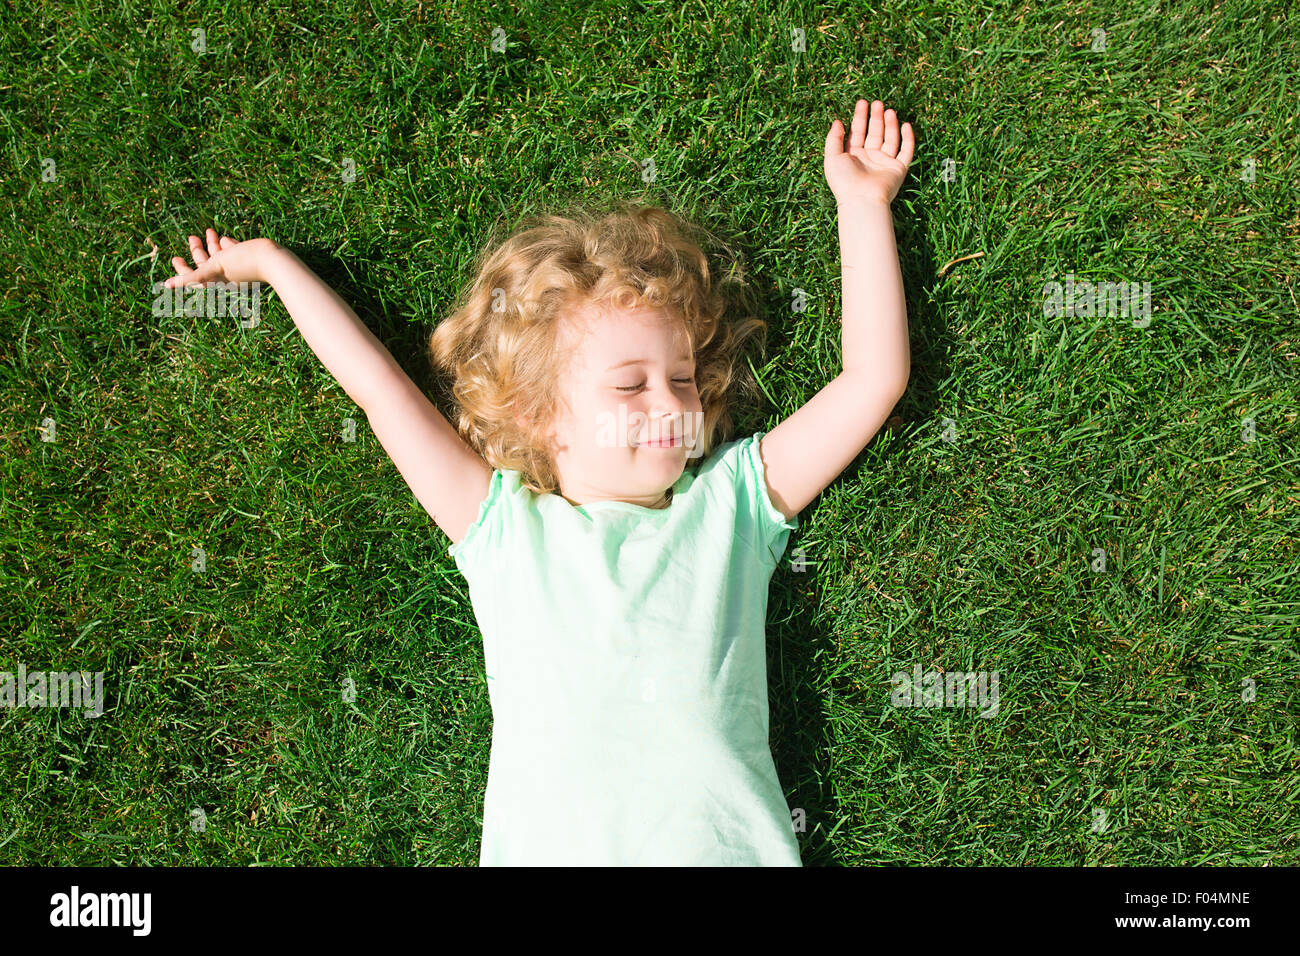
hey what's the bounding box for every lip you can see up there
[637,436,680,447]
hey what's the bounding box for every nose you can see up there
[645,406,692,446]
[626,372,698,445]
[650,394,683,415]
[648,392,686,428]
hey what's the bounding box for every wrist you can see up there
[258,241,299,286]
[837,194,893,212]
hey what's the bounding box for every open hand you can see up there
[824,99,915,206]
[165,229,274,288]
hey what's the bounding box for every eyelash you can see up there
[617,378,695,392]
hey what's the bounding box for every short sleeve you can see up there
[447,468,504,564]
[732,431,798,567]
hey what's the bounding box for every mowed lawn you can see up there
[1,0,1296,865]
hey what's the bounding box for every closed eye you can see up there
[617,378,695,392]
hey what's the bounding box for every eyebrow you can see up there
[605,355,694,372]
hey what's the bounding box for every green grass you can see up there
[2,0,1296,865]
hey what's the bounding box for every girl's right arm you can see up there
[167,231,492,545]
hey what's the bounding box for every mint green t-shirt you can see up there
[448,431,802,866]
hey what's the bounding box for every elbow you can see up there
[841,365,909,400]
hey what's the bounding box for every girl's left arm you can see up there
[760,99,915,521]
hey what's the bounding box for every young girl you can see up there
[164,99,915,865]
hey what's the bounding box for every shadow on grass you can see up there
[720,165,951,865]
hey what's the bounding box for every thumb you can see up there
[166,260,221,288]
[825,118,844,162]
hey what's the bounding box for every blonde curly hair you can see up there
[429,199,769,496]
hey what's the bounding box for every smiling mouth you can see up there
[637,436,680,447]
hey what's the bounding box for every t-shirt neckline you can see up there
[572,472,692,514]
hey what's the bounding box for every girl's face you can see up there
[540,302,703,509]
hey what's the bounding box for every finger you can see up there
[825,118,845,160]
[170,255,193,277]
[206,227,221,259]
[849,98,868,151]
[866,100,884,151]
[882,107,899,156]
[188,234,209,265]
[165,260,217,288]
[898,122,915,168]
[219,235,238,250]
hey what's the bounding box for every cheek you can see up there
[573,396,615,449]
